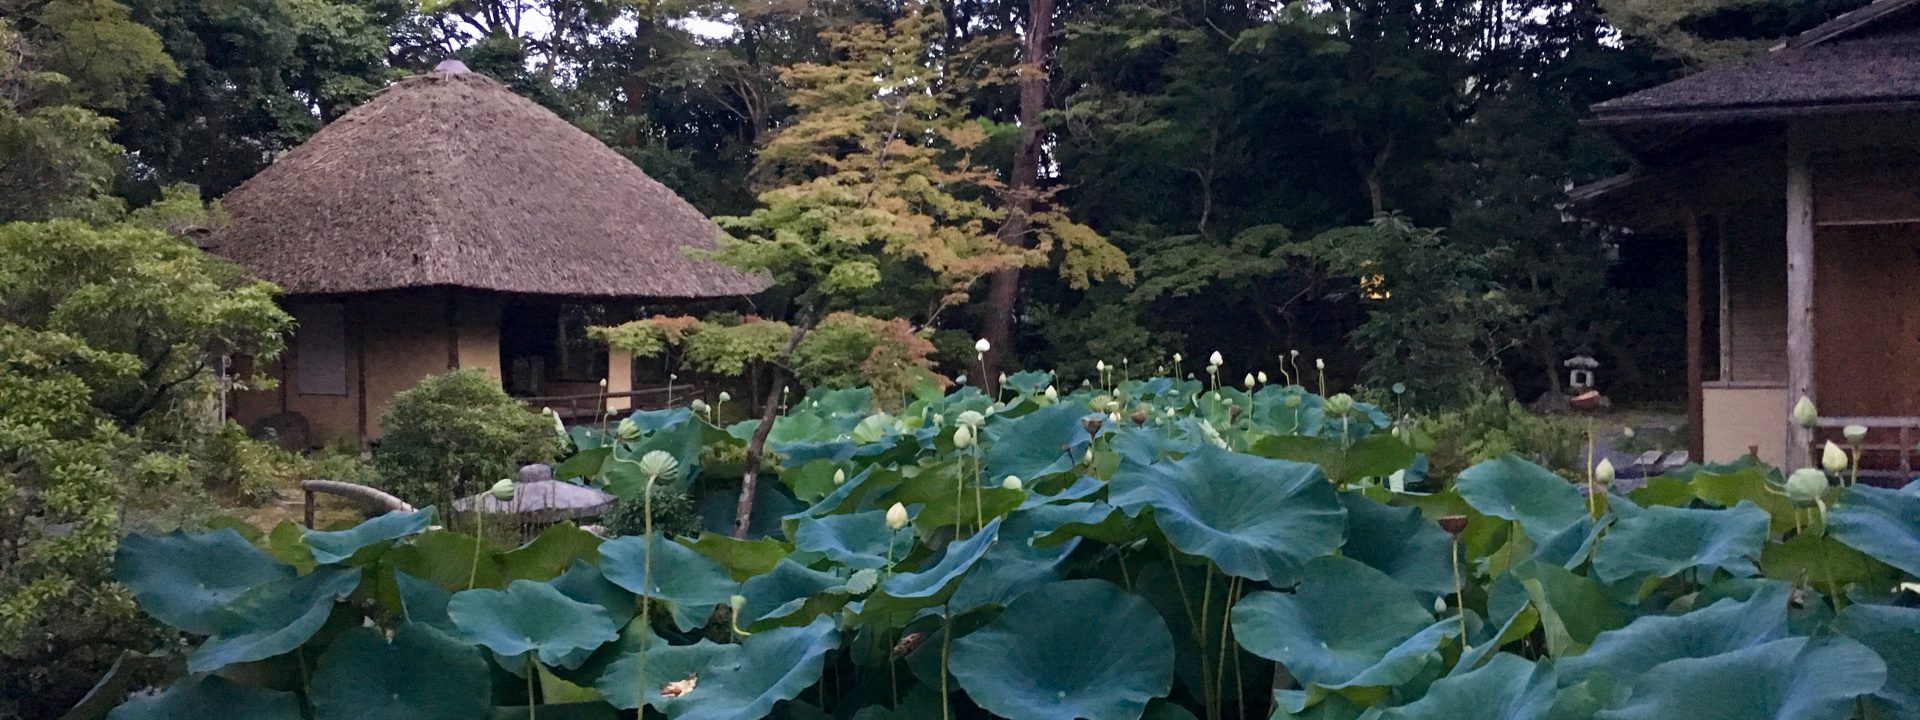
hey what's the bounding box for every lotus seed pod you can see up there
[1785,468,1828,504]
[1845,424,1868,444]
[1283,395,1303,409]
[957,410,986,428]
[690,399,710,416]
[490,478,516,501]
[886,502,910,530]
[729,594,746,613]
[1315,358,1325,371]
[1823,441,1848,474]
[617,417,642,441]
[975,338,991,354]
[953,424,975,449]
[1793,396,1819,429]
[1290,349,1300,357]
[1594,458,1615,485]
[1391,382,1406,395]
[638,450,681,482]
[1001,476,1023,492]
[833,469,847,486]
[1324,393,1354,416]
[1209,351,1224,367]
[1173,353,1183,363]
[1104,400,1120,413]
[717,391,732,404]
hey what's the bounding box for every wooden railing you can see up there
[1813,416,1920,485]
[519,386,690,422]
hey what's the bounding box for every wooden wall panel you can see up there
[1814,224,1920,417]
[1721,206,1789,383]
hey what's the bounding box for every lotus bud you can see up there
[1209,351,1224,367]
[1257,371,1268,384]
[1433,596,1448,614]
[1096,360,1106,372]
[1621,426,1635,439]
[1822,441,1848,474]
[833,469,846,486]
[1315,358,1325,371]
[690,398,710,416]
[546,408,567,438]
[1793,396,1819,429]
[1165,408,1177,417]
[717,391,732,404]
[975,338,991,354]
[728,594,746,614]
[490,478,516,501]
[1845,425,1868,444]
[1001,476,1023,492]
[1083,447,1094,464]
[1324,393,1354,416]
[1786,468,1828,504]
[957,410,986,428]
[886,502,910,530]
[998,372,1007,385]
[1436,515,1468,537]
[1173,353,1183,363]
[1044,385,1058,401]
[1594,458,1615,486]
[1243,374,1256,389]
[638,451,681,483]
[617,417,642,441]
[953,424,975,449]
[932,414,944,427]
[955,374,968,385]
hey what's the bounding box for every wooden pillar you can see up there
[445,292,461,370]
[1685,209,1706,459]
[1785,128,1816,463]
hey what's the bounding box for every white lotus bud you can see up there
[1434,596,1448,614]
[617,417,641,441]
[1044,386,1058,401]
[1082,448,1093,464]
[932,414,944,427]
[1594,458,1615,485]
[886,502,910,530]
[1845,425,1868,444]
[1243,374,1256,389]
[1823,441,1848,474]
[1315,358,1325,371]
[598,378,609,389]
[1172,353,1183,363]
[975,338,992,354]
[1793,396,1819,429]
[1209,351,1224,367]
[833,469,846,486]
[546,408,567,439]
[1097,360,1106,372]
[490,478,516,501]
[1001,476,1023,492]
[998,372,1007,385]
[1621,426,1635,439]
[1786,468,1827,504]
[1257,371,1268,384]
[953,424,975,449]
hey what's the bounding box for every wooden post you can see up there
[1685,209,1706,459]
[1785,127,1817,463]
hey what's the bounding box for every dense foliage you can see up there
[104,373,1919,719]
[0,193,291,717]
[374,369,567,508]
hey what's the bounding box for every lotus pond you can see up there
[106,373,1920,719]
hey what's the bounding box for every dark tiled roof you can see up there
[1593,0,1920,123]
[212,67,770,299]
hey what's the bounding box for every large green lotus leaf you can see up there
[683,532,791,581]
[487,703,618,720]
[664,616,840,720]
[1250,433,1416,486]
[880,466,1026,531]
[594,635,742,710]
[1690,466,1801,534]
[1559,582,1790,689]
[1031,502,1150,548]
[386,529,501,591]
[1490,560,1630,658]
[1339,494,1452,598]
[1232,556,1454,701]
[1590,501,1768,584]
[1760,532,1898,590]
[115,529,295,635]
[1109,447,1344,584]
[1829,484,1920,576]
[498,522,604,583]
[950,579,1174,720]
[553,445,612,483]
[982,403,1094,482]
[1456,455,1587,541]
[266,520,318,572]
[550,559,639,626]
[1385,654,1556,720]
[1112,424,1202,466]
[303,507,435,564]
[395,570,455,629]
[599,534,740,631]
[189,566,362,672]
[856,518,1003,627]
[448,579,619,668]
[106,675,301,720]
[738,559,847,629]
[309,624,488,720]
[791,510,911,570]
[1597,637,1885,720]
[948,504,1087,610]
[1834,603,1920,718]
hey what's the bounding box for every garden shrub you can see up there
[1417,390,1586,478]
[374,369,565,508]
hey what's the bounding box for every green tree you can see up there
[0,191,290,717]
[374,369,566,508]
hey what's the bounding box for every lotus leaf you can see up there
[595,634,742,711]
[1385,654,1557,720]
[303,507,435,564]
[950,579,1174,720]
[106,675,300,720]
[792,509,913,569]
[309,624,488,720]
[1834,603,1920,718]
[1110,447,1343,583]
[448,579,619,668]
[1595,636,1885,720]
[663,616,840,720]
[1339,493,1452,597]
[1591,501,1768,583]
[982,403,1094,482]
[189,566,362,672]
[1456,455,1587,540]
[599,533,741,630]
[114,529,295,635]
[1231,556,1455,705]
[1828,483,1920,576]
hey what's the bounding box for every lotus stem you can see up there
[637,476,655,712]
[940,606,953,720]
[1200,568,1216,720]
[469,506,484,590]
[1451,537,1468,650]
[527,656,538,720]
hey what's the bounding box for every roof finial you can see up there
[433,59,471,74]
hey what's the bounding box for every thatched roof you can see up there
[1592,0,1920,125]
[209,62,769,299]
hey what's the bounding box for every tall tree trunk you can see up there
[732,323,809,538]
[981,0,1054,387]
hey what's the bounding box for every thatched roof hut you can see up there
[210,61,767,298]
[221,61,766,447]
